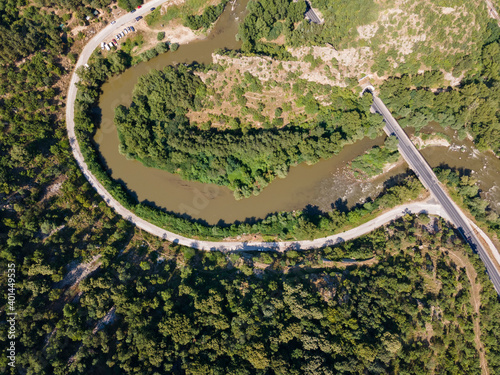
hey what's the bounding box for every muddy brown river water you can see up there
[94,0,500,224]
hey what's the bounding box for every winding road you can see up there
[66,1,500,293]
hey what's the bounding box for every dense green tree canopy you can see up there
[1,2,500,374]
[184,0,228,30]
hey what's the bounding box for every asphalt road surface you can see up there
[305,1,322,24]
[371,93,500,294]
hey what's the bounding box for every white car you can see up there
[111,20,116,24]
[123,29,129,34]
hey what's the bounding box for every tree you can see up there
[117,0,143,11]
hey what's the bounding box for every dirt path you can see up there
[447,250,489,375]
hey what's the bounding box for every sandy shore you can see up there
[411,135,451,148]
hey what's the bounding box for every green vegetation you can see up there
[435,167,500,239]
[1,2,500,374]
[419,132,452,144]
[170,42,179,51]
[380,30,500,153]
[239,0,494,79]
[238,0,306,53]
[119,33,144,54]
[73,52,423,239]
[351,136,400,178]
[117,0,143,11]
[0,2,66,63]
[0,0,117,63]
[239,0,377,50]
[114,65,385,199]
[184,0,228,30]
[314,0,379,45]
[145,6,163,25]
[146,0,225,28]
[156,31,165,41]
[3,211,499,373]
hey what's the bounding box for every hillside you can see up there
[240,0,496,80]
[3,212,500,373]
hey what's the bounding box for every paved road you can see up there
[370,93,500,293]
[304,1,322,24]
[65,1,500,289]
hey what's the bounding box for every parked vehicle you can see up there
[135,16,142,21]
[129,26,135,32]
[111,20,116,24]
[131,9,136,13]
[126,27,132,31]
[137,5,142,9]
[113,39,117,44]
[105,44,111,51]
[123,29,129,34]
[150,7,156,11]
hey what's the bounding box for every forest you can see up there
[237,0,306,54]
[0,0,117,64]
[0,1,65,63]
[2,206,500,374]
[1,1,500,375]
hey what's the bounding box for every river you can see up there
[94,0,500,225]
